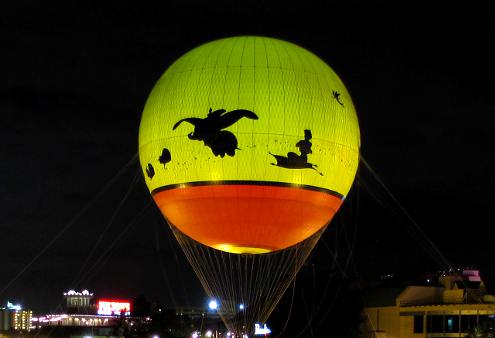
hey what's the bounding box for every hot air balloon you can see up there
[139,36,360,335]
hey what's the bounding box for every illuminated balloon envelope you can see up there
[139,36,360,333]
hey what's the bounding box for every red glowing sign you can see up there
[97,300,131,316]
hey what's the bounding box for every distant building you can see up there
[63,289,95,314]
[32,313,125,327]
[0,301,32,332]
[34,291,133,328]
[360,269,495,338]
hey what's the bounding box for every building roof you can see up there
[361,287,406,308]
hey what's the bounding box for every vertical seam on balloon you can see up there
[250,38,262,247]
[195,41,215,110]
[177,47,197,185]
[273,39,285,184]
[191,42,210,182]
[309,51,328,187]
[218,38,237,198]
[206,39,223,113]
[207,39,225,185]
[262,37,271,186]
[234,37,245,238]
[251,37,256,180]
[308,51,323,146]
[295,44,319,186]
[286,45,305,220]
[281,41,300,145]
[236,37,247,188]
[281,41,303,186]
[282,44,304,184]
[220,38,236,109]
[240,37,249,241]
[295,44,314,137]
[251,37,256,181]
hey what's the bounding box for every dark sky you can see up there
[1,1,494,314]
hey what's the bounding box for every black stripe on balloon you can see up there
[151,180,344,200]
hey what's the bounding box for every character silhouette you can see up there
[145,163,155,179]
[173,108,258,157]
[159,148,171,167]
[269,130,323,176]
[332,90,344,106]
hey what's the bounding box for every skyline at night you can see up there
[1,0,494,320]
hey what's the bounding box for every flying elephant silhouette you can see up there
[173,108,258,157]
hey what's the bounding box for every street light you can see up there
[208,300,218,311]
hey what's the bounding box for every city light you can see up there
[239,303,245,310]
[206,330,213,337]
[64,289,93,296]
[191,332,199,338]
[6,301,22,311]
[208,299,218,310]
[97,300,131,316]
[254,323,271,335]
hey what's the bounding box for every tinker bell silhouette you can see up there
[332,90,344,106]
[269,130,323,176]
[173,108,258,157]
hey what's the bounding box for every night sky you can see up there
[1,1,494,315]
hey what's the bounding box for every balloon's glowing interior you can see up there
[139,36,360,254]
[154,184,343,254]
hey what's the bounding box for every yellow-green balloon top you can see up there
[139,36,360,199]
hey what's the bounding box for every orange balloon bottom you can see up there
[153,184,343,254]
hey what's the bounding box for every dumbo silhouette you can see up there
[173,108,258,157]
